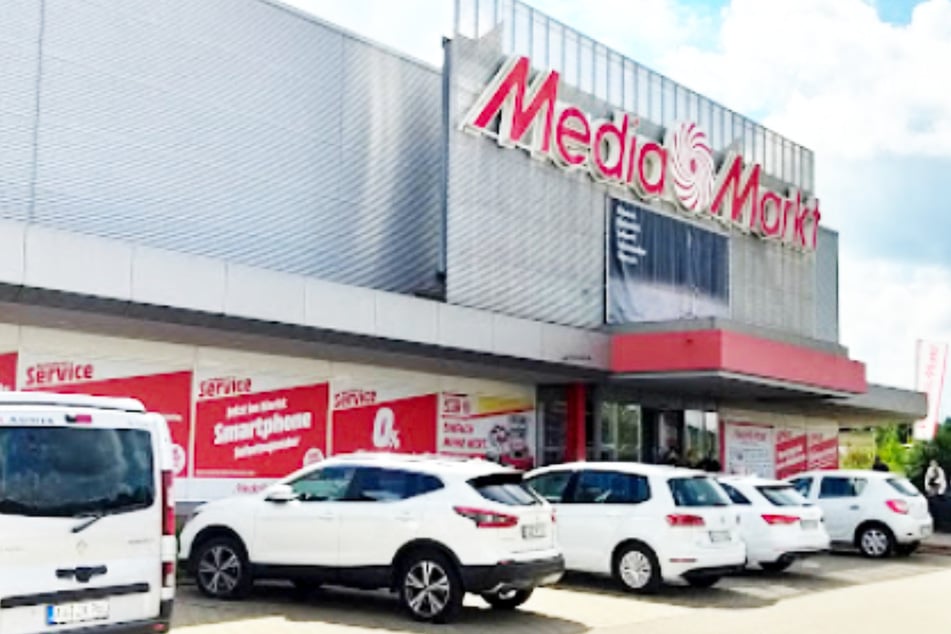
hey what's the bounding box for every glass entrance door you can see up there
[590,400,642,462]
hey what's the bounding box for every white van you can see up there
[0,393,176,633]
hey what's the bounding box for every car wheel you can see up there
[760,560,793,573]
[613,543,661,594]
[481,588,533,610]
[195,537,253,600]
[858,524,895,559]
[894,542,920,557]
[398,549,464,623]
[685,575,721,589]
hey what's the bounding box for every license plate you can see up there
[709,530,730,543]
[46,600,109,626]
[801,519,819,530]
[522,523,547,539]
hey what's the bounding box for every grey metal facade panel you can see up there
[17,0,442,295]
[0,0,42,222]
[446,34,834,340]
[815,227,839,342]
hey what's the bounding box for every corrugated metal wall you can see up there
[0,0,41,222]
[5,0,442,295]
[446,34,839,341]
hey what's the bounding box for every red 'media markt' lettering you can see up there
[463,55,821,251]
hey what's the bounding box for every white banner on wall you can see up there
[913,339,949,441]
[723,422,775,478]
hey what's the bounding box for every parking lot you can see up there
[173,552,951,633]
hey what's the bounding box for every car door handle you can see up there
[396,512,416,522]
[849,505,860,511]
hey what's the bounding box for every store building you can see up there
[0,0,925,501]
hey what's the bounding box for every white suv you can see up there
[716,475,830,571]
[525,463,745,593]
[788,470,934,558]
[179,454,563,623]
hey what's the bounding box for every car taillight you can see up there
[454,506,518,528]
[886,499,909,514]
[551,509,557,524]
[761,514,800,525]
[161,470,175,537]
[666,514,705,527]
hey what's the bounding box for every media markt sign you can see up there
[461,56,821,252]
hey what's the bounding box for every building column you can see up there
[564,383,587,462]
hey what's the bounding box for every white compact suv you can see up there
[179,453,563,623]
[0,392,177,634]
[716,475,830,571]
[788,470,934,558]
[525,463,745,593]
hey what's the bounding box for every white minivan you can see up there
[0,393,176,634]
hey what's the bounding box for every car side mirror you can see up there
[265,484,299,504]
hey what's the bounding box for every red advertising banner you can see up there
[774,427,808,480]
[807,429,839,470]
[332,393,438,455]
[194,382,328,479]
[21,362,193,477]
[0,352,16,391]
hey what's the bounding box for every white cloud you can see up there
[658,0,951,160]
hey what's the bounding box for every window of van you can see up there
[0,427,154,517]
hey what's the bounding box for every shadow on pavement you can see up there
[554,551,951,611]
[174,583,587,633]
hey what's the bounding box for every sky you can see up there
[277,0,951,417]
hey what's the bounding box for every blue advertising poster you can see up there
[607,199,730,324]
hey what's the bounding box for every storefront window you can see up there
[685,410,719,468]
[537,387,567,466]
[594,401,642,462]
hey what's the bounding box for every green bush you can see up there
[907,424,951,489]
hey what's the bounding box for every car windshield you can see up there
[669,476,730,507]
[757,485,807,507]
[469,473,540,506]
[887,478,920,497]
[0,426,154,518]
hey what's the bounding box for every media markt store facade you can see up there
[446,0,925,478]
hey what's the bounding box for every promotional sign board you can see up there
[438,393,537,470]
[607,199,729,324]
[722,422,775,478]
[0,352,16,391]
[332,388,438,455]
[774,426,808,480]
[19,354,193,478]
[806,427,839,470]
[913,339,948,441]
[191,372,329,499]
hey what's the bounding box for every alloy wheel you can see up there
[198,544,242,596]
[404,560,452,619]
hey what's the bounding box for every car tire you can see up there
[894,542,920,557]
[857,524,895,559]
[685,575,721,589]
[397,549,464,623]
[760,560,793,573]
[481,588,533,610]
[613,543,661,594]
[194,536,253,600]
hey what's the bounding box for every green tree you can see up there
[907,424,951,489]
[874,425,909,473]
